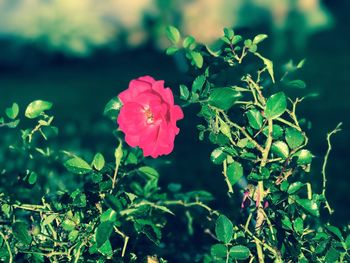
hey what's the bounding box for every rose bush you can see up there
[0,27,348,263]
[117,76,184,158]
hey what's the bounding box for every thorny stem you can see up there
[321,122,342,214]
[255,118,273,259]
[162,200,220,216]
[241,225,282,262]
[275,117,301,131]
[216,109,264,153]
[260,209,275,241]
[245,75,266,106]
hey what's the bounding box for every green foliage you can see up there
[215,215,233,244]
[0,26,348,263]
[265,92,287,119]
[0,99,216,262]
[168,26,349,262]
[25,100,53,119]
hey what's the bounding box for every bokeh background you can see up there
[0,0,349,224]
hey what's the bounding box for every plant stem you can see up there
[223,159,234,193]
[73,242,85,263]
[256,241,265,263]
[162,200,219,216]
[12,204,56,214]
[114,226,129,257]
[241,225,281,262]
[275,117,301,131]
[321,122,342,214]
[244,213,253,232]
[0,230,13,263]
[260,119,273,167]
[218,110,264,153]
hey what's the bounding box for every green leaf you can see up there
[104,194,123,212]
[68,230,79,242]
[98,240,113,256]
[325,224,343,241]
[285,128,304,149]
[294,217,304,234]
[210,147,227,165]
[114,141,123,166]
[92,153,105,171]
[296,199,320,217]
[219,118,231,139]
[28,171,38,185]
[232,35,243,45]
[271,141,289,159]
[227,161,243,186]
[166,46,178,55]
[138,166,159,179]
[246,109,263,130]
[189,51,203,68]
[316,240,329,254]
[192,75,206,94]
[263,124,284,139]
[5,120,19,128]
[297,59,306,69]
[254,52,275,83]
[64,157,92,175]
[253,34,268,44]
[1,204,11,217]
[208,87,242,111]
[5,103,19,119]
[345,234,350,249]
[104,97,122,119]
[229,245,250,260]
[287,182,305,194]
[211,244,227,258]
[244,39,252,47]
[324,247,340,262]
[224,28,234,40]
[95,222,114,248]
[295,149,313,165]
[100,209,117,222]
[12,222,32,245]
[62,218,76,231]
[42,214,58,226]
[215,215,233,244]
[281,215,293,230]
[286,80,306,89]
[265,92,287,119]
[166,26,181,44]
[25,100,53,119]
[179,85,190,100]
[183,36,196,49]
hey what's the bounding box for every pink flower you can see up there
[117,76,184,158]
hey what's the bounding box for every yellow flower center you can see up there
[144,108,154,124]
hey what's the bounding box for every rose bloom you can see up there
[117,76,184,158]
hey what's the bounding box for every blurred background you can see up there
[0,0,349,224]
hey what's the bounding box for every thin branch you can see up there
[321,122,342,214]
[0,230,13,263]
[223,159,234,193]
